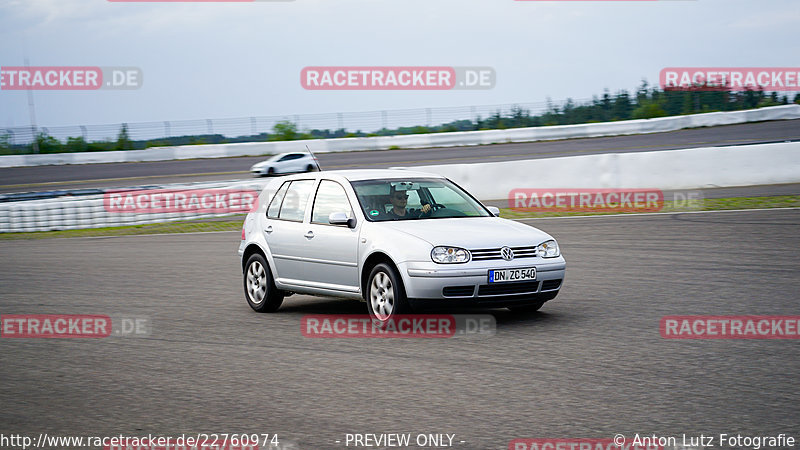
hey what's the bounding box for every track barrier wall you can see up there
[2,105,799,168]
[2,141,799,232]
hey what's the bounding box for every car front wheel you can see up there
[244,254,284,312]
[366,263,409,323]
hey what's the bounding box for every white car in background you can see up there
[251,152,319,176]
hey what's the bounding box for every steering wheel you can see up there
[430,207,467,218]
[424,202,446,211]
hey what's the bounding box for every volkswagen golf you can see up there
[238,169,566,323]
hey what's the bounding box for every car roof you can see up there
[307,169,446,182]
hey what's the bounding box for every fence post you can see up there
[426,108,431,127]
[382,111,387,130]
[30,125,39,153]
[80,126,88,140]
[164,121,170,139]
[5,129,13,146]
[207,119,213,135]
[251,117,257,136]
[337,113,344,131]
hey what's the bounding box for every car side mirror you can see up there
[487,206,500,217]
[329,212,357,228]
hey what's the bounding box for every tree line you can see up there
[2,81,798,155]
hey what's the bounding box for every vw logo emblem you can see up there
[500,246,515,261]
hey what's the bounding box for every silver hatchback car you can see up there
[238,169,566,322]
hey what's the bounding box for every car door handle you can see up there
[304,231,314,239]
[264,226,273,234]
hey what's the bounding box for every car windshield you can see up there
[351,178,491,221]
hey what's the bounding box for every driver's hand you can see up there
[421,203,432,214]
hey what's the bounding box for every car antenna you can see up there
[306,145,322,172]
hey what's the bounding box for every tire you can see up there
[366,263,409,323]
[306,164,316,172]
[267,167,275,176]
[243,253,284,312]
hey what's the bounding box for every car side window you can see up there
[267,181,290,218]
[279,153,303,162]
[311,180,353,225]
[278,180,315,222]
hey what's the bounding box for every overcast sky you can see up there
[1,0,798,130]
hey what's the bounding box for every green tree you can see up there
[65,136,89,152]
[115,124,133,150]
[271,120,299,141]
[611,90,633,120]
[88,141,114,152]
[632,100,668,119]
[35,132,63,154]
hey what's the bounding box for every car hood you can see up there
[377,217,553,248]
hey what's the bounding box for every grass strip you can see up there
[1,195,799,240]
[498,195,800,219]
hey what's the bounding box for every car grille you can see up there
[442,286,476,297]
[541,279,562,291]
[478,281,540,296]
[470,246,538,261]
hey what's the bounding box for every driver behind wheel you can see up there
[386,185,432,219]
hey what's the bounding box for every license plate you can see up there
[488,267,537,283]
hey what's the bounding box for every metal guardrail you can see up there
[1,101,556,146]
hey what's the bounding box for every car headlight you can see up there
[431,246,471,264]
[537,240,560,258]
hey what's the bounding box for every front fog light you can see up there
[537,240,560,258]
[431,246,471,264]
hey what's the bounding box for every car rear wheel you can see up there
[244,254,284,312]
[366,263,409,323]
[306,164,316,172]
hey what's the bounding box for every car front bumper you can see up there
[398,257,566,306]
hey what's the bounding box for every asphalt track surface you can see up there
[2,119,799,193]
[1,209,798,449]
